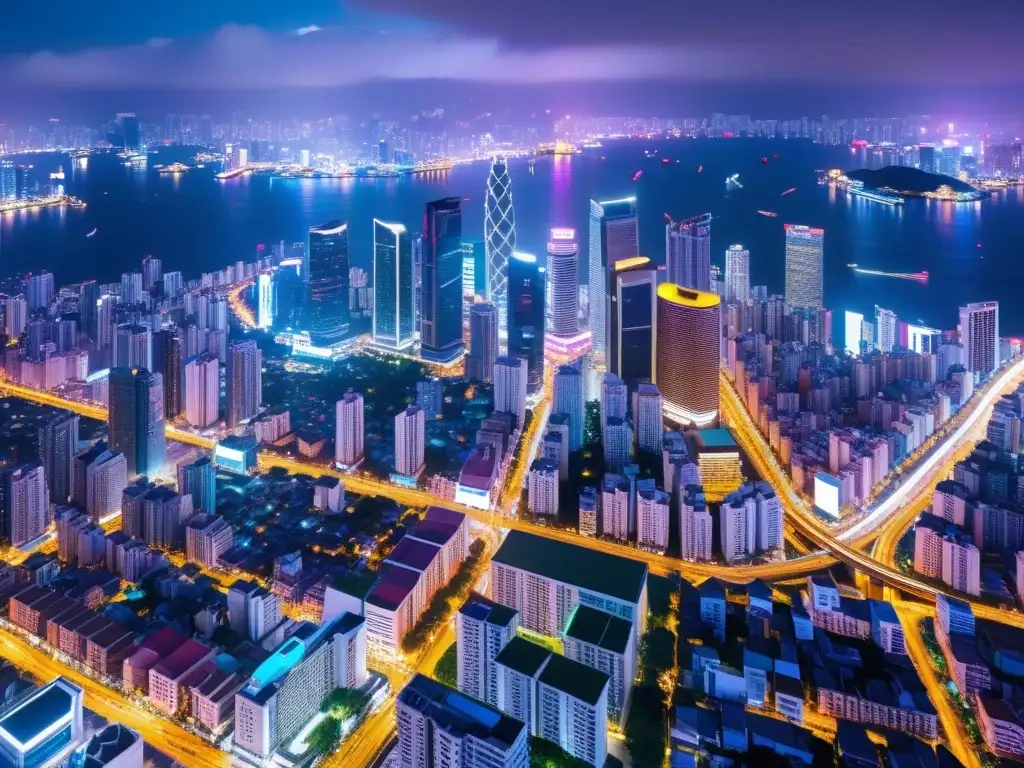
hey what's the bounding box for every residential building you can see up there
[456,592,519,707]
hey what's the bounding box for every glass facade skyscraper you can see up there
[484,156,516,341]
[108,367,165,478]
[420,197,464,363]
[609,257,657,392]
[306,221,350,346]
[373,219,415,350]
[784,224,825,309]
[507,252,545,394]
[666,213,712,292]
[588,197,639,366]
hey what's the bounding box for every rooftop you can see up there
[563,605,633,655]
[0,678,80,748]
[538,653,609,707]
[82,724,140,767]
[492,530,648,604]
[494,636,552,678]
[152,638,213,680]
[694,428,737,449]
[366,567,420,611]
[385,537,442,573]
[458,592,518,628]
[658,282,720,309]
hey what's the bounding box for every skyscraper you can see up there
[656,285,721,426]
[0,463,48,548]
[507,252,545,394]
[38,412,79,505]
[184,353,220,428]
[141,256,163,293]
[484,156,516,338]
[395,405,426,477]
[257,272,275,330]
[545,228,588,359]
[553,365,585,451]
[589,197,639,364]
[120,272,144,306]
[177,456,217,515]
[226,341,261,428]
[73,442,127,522]
[959,301,999,374]
[154,329,184,419]
[335,389,365,467]
[421,198,464,363]
[466,302,499,383]
[680,485,713,562]
[113,324,152,370]
[108,367,165,478]
[632,383,663,455]
[724,245,750,304]
[26,271,55,311]
[373,219,415,350]
[494,356,527,426]
[306,221,350,346]
[784,224,825,309]
[666,213,712,292]
[875,306,898,353]
[609,257,657,391]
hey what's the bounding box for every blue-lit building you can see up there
[213,435,259,475]
[305,221,350,346]
[609,257,657,392]
[420,198,464,363]
[507,252,545,394]
[0,677,84,768]
[373,219,415,351]
[107,367,165,479]
[588,197,639,364]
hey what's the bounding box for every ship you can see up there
[757,210,778,218]
[86,228,97,238]
[158,162,191,174]
[726,173,743,190]
[847,264,927,283]
[846,180,904,206]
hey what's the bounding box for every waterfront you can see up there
[2,140,1023,332]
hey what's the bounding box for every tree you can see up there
[434,643,458,688]
[307,716,341,755]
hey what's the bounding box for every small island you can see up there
[846,165,985,201]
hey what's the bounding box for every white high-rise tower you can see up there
[484,156,516,343]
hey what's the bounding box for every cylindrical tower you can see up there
[656,284,721,426]
[546,228,579,338]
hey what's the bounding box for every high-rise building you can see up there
[113,324,152,370]
[553,365,585,451]
[226,341,261,428]
[26,271,55,311]
[724,244,750,304]
[494,356,527,426]
[0,677,84,768]
[73,442,127,522]
[38,412,79,505]
[656,285,721,426]
[121,482,192,548]
[456,592,519,707]
[600,372,628,426]
[186,514,233,569]
[589,197,639,364]
[959,301,999,375]
[632,383,663,455]
[637,488,671,552]
[177,456,217,515]
[507,252,545,394]
[784,224,825,309]
[484,156,517,339]
[395,405,426,477]
[119,272,144,306]
[720,482,784,563]
[527,458,559,516]
[373,219,415,350]
[257,272,275,330]
[420,198,464,363]
[141,256,162,293]
[153,329,183,419]
[3,294,28,339]
[875,305,898,354]
[603,417,633,474]
[609,257,657,391]
[666,213,712,291]
[184,353,220,428]
[108,368,165,478]
[0,463,48,548]
[335,389,365,467]
[545,228,589,358]
[680,484,713,562]
[466,302,499,382]
[305,221,350,346]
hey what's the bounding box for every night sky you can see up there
[1,0,1022,117]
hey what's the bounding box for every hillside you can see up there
[847,165,977,195]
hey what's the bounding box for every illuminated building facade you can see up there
[609,257,657,391]
[108,367,165,479]
[588,197,638,365]
[421,198,464,363]
[373,219,415,350]
[959,301,999,374]
[226,341,261,428]
[724,244,750,304]
[666,213,712,292]
[655,285,720,426]
[484,156,517,340]
[507,252,545,394]
[466,302,499,383]
[305,221,350,346]
[545,228,590,359]
[784,224,825,309]
[257,272,275,330]
[0,677,84,768]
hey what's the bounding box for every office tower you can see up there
[397,674,529,768]
[466,302,499,382]
[600,372,628,425]
[545,228,588,358]
[484,155,517,339]
[177,456,217,515]
[507,252,545,394]
[0,678,84,768]
[0,161,15,201]
[226,341,261,428]
[305,221,350,345]
[720,482,784,563]
[457,592,519,707]
[784,224,825,309]
[72,443,126,522]
[724,244,750,304]
[395,405,426,477]
[420,197,464,363]
[94,294,115,351]
[959,301,999,374]
[875,306,898,353]
[589,197,639,363]
[335,389,365,467]
[154,329,184,419]
[632,383,663,455]
[462,240,488,297]
[0,463,48,548]
[656,285,721,426]
[609,257,657,390]
[141,256,162,293]
[553,365,585,451]
[184,353,220,428]
[603,417,633,474]
[186,514,233,569]
[666,213,712,291]
[108,368,165,478]
[527,458,559,516]
[26,271,55,311]
[373,219,415,350]
[494,356,527,426]
[637,488,671,552]
[119,272,144,305]
[113,324,152,370]
[38,412,79,505]
[416,379,444,419]
[4,294,27,339]
[257,272,275,330]
[680,484,713,561]
[234,615,367,762]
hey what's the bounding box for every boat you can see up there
[757,210,778,217]
[781,187,797,196]
[633,170,643,181]
[846,180,904,206]
[86,228,97,238]
[848,264,928,283]
[726,173,743,190]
